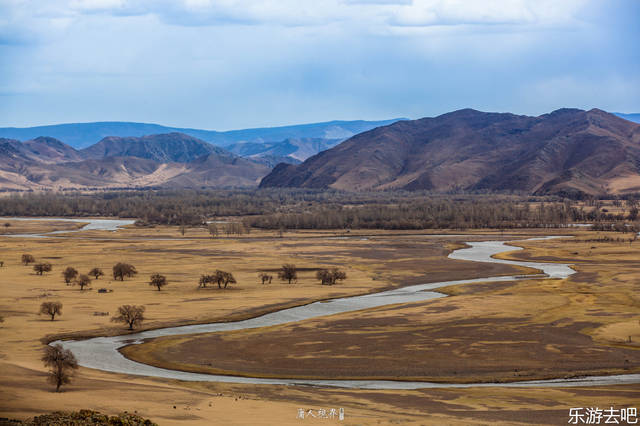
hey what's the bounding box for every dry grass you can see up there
[1,222,638,424]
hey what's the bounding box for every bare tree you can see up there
[316,268,347,285]
[40,301,63,321]
[259,273,272,285]
[74,274,91,291]
[208,223,218,238]
[42,344,78,392]
[112,263,137,281]
[62,267,78,284]
[278,264,297,284]
[199,271,236,289]
[149,273,167,291]
[88,267,104,279]
[21,254,35,265]
[111,305,145,330]
[214,270,236,289]
[199,274,214,288]
[34,263,52,275]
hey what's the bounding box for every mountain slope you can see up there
[0,119,405,149]
[260,109,640,196]
[226,137,341,162]
[81,133,224,163]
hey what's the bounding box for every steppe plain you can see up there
[0,219,638,425]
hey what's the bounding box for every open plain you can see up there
[0,219,639,425]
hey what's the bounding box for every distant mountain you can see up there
[260,108,640,197]
[0,133,269,190]
[226,137,342,162]
[81,133,225,163]
[615,113,640,123]
[0,119,405,149]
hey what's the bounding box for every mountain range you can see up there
[260,108,640,197]
[0,119,403,164]
[0,134,269,190]
[2,110,639,195]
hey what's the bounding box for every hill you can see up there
[260,108,640,196]
[81,133,224,163]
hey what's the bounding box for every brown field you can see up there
[1,220,639,425]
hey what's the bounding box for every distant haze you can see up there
[0,119,404,149]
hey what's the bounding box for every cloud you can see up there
[0,0,638,128]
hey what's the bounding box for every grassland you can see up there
[1,219,639,425]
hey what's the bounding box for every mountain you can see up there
[226,137,342,162]
[260,108,640,196]
[81,133,224,163]
[0,133,269,190]
[615,113,640,123]
[0,119,405,149]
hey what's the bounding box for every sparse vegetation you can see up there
[113,263,137,281]
[198,271,236,289]
[149,273,167,291]
[259,272,273,285]
[214,270,236,289]
[74,274,91,291]
[33,262,52,275]
[20,409,158,425]
[40,301,62,321]
[316,268,347,285]
[278,264,297,284]
[89,267,105,279]
[42,344,78,392]
[62,266,78,284]
[112,305,145,330]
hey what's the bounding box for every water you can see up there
[1,217,135,238]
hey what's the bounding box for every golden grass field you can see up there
[0,219,639,425]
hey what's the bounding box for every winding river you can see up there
[4,218,640,389]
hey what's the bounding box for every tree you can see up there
[149,273,167,291]
[316,268,347,285]
[42,344,78,392]
[3,222,10,229]
[112,305,145,330]
[278,264,297,284]
[112,263,137,281]
[199,274,215,288]
[88,267,104,279]
[34,263,52,275]
[208,223,219,238]
[259,273,272,285]
[214,270,236,289]
[0,261,4,267]
[21,254,35,265]
[40,301,62,321]
[74,274,91,291]
[62,267,78,284]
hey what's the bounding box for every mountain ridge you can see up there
[0,118,405,149]
[260,108,640,196]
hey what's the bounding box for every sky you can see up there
[1,0,639,130]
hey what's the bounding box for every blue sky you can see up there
[1,0,638,129]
